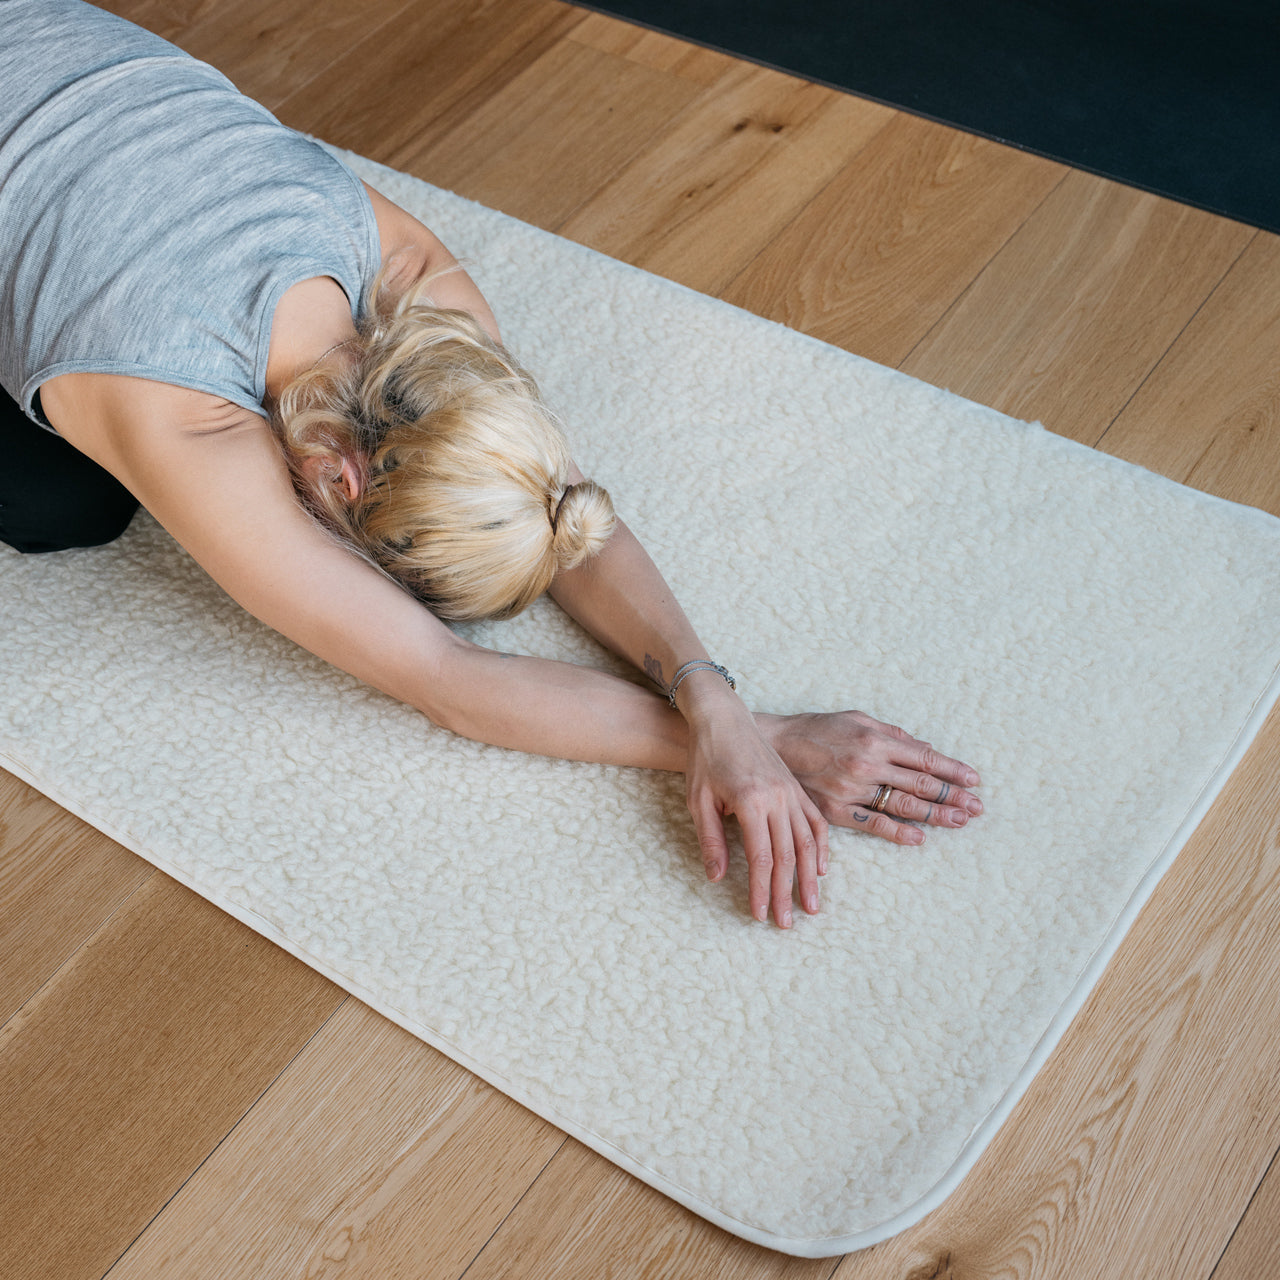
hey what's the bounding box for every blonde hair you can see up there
[272,292,616,621]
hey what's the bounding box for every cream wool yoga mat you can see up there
[5,147,1280,1258]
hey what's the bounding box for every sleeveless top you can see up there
[0,0,382,428]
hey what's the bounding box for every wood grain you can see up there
[136,0,417,111]
[0,770,150,1027]
[92,0,212,41]
[0,875,342,1280]
[1213,1150,1280,1280]
[271,0,586,173]
[720,114,1066,365]
[462,1138,838,1280]
[398,33,711,230]
[900,171,1256,444]
[1098,231,1280,516]
[569,8,735,83]
[104,1000,565,1280]
[560,62,894,292]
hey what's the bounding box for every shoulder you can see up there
[361,182,428,259]
[361,181,458,290]
[40,372,268,481]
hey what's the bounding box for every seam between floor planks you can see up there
[0,863,158,1038]
[451,1136,578,1280]
[894,167,1071,371]
[1091,226,1260,452]
[550,60,893,271]
[98,994,359,1280]
[1209,1150,1276,1280]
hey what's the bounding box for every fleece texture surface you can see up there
[5,149,1280,1257]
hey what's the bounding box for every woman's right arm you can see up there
[50,377,693,771]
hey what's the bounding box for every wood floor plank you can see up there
[0,875,342,1280]
[568,8,735,82]
[559,62,894,293]
[164,0,414,112]
[93,0,413,110]
[92,0,211,42]
[0,770,150,1027]
[398,34,712,231]
[1098,231,1280,516]
[1212,1151,1280,1280]
[271,0,586,174]
[828,720,1280,1279]
[463,1138,836,1280]
[900,171,1254,445]
[719,114,1066,366]
[105,1000,564,1280]
[97,0,584,169]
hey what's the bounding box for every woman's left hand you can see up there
[758,710,983,845]
[679,677,830,928]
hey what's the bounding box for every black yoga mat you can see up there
[578,1,1280,233]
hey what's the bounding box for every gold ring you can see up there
[872,784,893,813]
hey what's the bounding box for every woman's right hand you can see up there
[758,709,983,842]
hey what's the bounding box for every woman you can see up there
[1,0,982,928]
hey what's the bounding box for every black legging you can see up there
[0,386,139,553]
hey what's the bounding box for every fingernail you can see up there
[951,810,968,826]
[754,903,768,922]
[704,861,721,881]
[781,909,793,928]
[906,828,924,845]
[818,858,829,876]
[806,892,819,913]
[967,797,983,814]
[966,770,981,786]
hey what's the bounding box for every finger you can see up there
[883,765,984,815]
[887,739,983,791]
[766,812,797,928]
[740,811,775,923]
[848,807,926,846]
[690,791,730,883]
[881,786,972,829]
[792,806,822,915]
[811,798,831,877]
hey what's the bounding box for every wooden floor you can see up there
[4,2,1280,1276]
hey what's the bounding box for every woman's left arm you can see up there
[549,506,827,927]
[549,481,983,926]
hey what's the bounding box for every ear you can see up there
[335,458,361,501]
[299,453,361,502]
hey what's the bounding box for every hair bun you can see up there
[551,479,616,568]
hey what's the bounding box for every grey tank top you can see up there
[0,0,381,427]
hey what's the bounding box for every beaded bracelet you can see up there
[666,659,737,708]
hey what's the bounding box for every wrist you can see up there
[752,711,823,775]
[666,658,736,710]
[673,666,745,726]
[752,710,785,747]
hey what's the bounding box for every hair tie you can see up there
[550,482,578,534]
